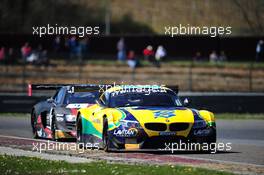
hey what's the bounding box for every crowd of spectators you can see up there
[0,47,15,64]
[0,37,263,67]
[114,37,263,70]
[0,35,90,66]
[0,42,48,65]
[193,50,227,63]
[116,38,167,70]
[21,42,48,65]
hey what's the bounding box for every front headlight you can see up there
[193,120,207,129]
[119,120,141,128]
[65,114,76,122]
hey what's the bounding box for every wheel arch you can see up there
[199,110,215,123]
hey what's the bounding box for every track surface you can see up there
[0,116,264,166]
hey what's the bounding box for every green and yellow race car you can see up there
[76,85,216,151]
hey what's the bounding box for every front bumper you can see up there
[108,126,216,150]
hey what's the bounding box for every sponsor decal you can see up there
[154,110,175,119]
[113,128,138,137]
[159,131,176,136]
[66,103,89,108]
[194,129,210,136]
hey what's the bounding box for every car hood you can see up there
[117,106,195,124]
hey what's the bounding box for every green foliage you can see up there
[0,0,154,34]
[0,155,233,175]
[216,113,264,120]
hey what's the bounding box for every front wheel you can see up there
[205,128,217,153]
[76,116,84,148]
[51,114,57,141]
[31,111,39,139]
[103,119,110,152]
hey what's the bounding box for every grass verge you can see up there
[0,155,233,175]
[216,113,264,120]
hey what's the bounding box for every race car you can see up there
[30,84,99,140]
[76,85,216,151]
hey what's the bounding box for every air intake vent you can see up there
[169,123,189,131]
[145,123,167,131]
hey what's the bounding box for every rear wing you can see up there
[27,84,101,96]
[28,84,179,96]
[167,85,178,94]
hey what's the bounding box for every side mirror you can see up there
[183,98,190,107]
[47,98,54,103]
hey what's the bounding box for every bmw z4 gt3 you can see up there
[76,85,216,151]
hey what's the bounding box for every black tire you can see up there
[76,116,84,148]
[31,111,39,139]
[206,128,217,153]
[51,113,57,141]
[103,118,110,152]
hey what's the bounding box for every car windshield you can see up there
[64,92,99,104]
[109,90,182,108]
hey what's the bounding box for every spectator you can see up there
[64,36,70,48]
[53,36,61,52]
[6,48,15,64]
[68,36,77,59]
[79,37,89,58]
[40,50,48,65]
[209,50,218,62]
[193,51,202,62]
[127,50,137,70]
[27,51,38,63]
[75,42,83,62]
[256,40,264,61]
[117,38,126,62]
[219,51,227,62]
[0,47,5,64]
[155,45,166,61]
[36,45,49,65]
[155,45,166,67]
[143,45,154,62]
[21,42,32,62]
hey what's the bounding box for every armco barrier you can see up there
[179,92,264,113]
[0,93,263,113]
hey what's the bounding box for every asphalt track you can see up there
[0,116,263,166]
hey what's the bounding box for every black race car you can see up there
[30,84,99,140]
